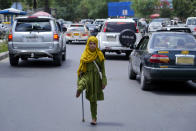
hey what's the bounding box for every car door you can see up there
[133,36,149,74]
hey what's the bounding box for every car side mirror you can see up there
[62,27,67,32]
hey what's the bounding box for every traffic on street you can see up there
[1,0,196,131]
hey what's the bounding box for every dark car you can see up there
[86,24,99,36]
[128,32,196,90]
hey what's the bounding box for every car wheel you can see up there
[128,61,136,80]
[53,53,62,66]
[140,67,152,91]
[21,57,28,61]
[126,52,131,58]
[9,54,19,66]
[62,49,66,61]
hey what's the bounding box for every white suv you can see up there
[97,18,142,57]
[186,17,196,37]
[8,15,66,66]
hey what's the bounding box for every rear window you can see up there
[103,22,136,33]
[15,20,51,32]
[187,19,196,25]
[151,33,196,50]
[68,27,85,32]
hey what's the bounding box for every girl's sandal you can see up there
[90,121,96,125]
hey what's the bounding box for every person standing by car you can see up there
[76,36,107,125]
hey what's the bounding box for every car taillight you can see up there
[82,33,88,36]
[8,34,12,41]
[149,54,169,63]
[53,34,59,41]
[103,22,108,32]
[66,33,71,37]
[194,27,196,31]
[136,28,139,33]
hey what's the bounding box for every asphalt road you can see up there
[1,44,196,131]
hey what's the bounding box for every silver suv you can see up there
[8,15,66,66]
[97,18,142,57]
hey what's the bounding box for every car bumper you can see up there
[8,48,61,58]
[100,46,131,53]
[144,66,196,80]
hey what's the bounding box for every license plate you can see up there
[107,37,116,41]
[74,33,79,36]
[176,55,194,65]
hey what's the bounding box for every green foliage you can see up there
[16,0,196,21]
[0,41,8,53]
[173,0,193,20]
[0,0,12,9]
[159,1,173,18]
[132,0,157,18]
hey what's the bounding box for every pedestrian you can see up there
[76,36,107,125]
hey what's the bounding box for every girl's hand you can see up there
[76,90,81,98]
[102,85,106,89]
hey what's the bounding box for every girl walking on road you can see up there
[76,36,107,125]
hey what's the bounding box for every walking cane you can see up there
[81,91,85,122]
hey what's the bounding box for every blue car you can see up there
[128,32,196,90]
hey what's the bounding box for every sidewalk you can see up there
[0,51,8,61]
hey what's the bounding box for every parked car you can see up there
[8,15,66,66]
[186,17,196,37]
[97,18,142,57]
[65,23,90,44]
[128,32,196,90]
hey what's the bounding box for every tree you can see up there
[173,0,193,21]
[0,0,12,9]
[159,0,172,18]
[132,0,157,18]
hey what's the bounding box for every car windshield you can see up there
[149,22,162,26]
[151,33,196,50]
[104,22,136,33]
[15,20,51,32]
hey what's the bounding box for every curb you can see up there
[0,51,9,61]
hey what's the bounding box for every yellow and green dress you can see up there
[77,36,107,120]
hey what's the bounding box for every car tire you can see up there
[119,29,136,47]
[9,54,19,66]
[126,52,131,58]
[128,61,136,80]
[62,48,66,61]
[53,53,62,66]
[140,67,152,91]
[21,57,28,61]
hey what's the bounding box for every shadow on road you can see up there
[105,53,129,61]
[136,78,196,96]
[88,122,124,127]
[12,58,72,68]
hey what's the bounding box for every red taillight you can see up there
[103,22,108,32]
[8,34,12,41]
[194,27,196,31]
[82,33,88,36]
[66,33,71,37]
[53,34,59,41]
[136,28,139,33]
[149,54,169,63]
